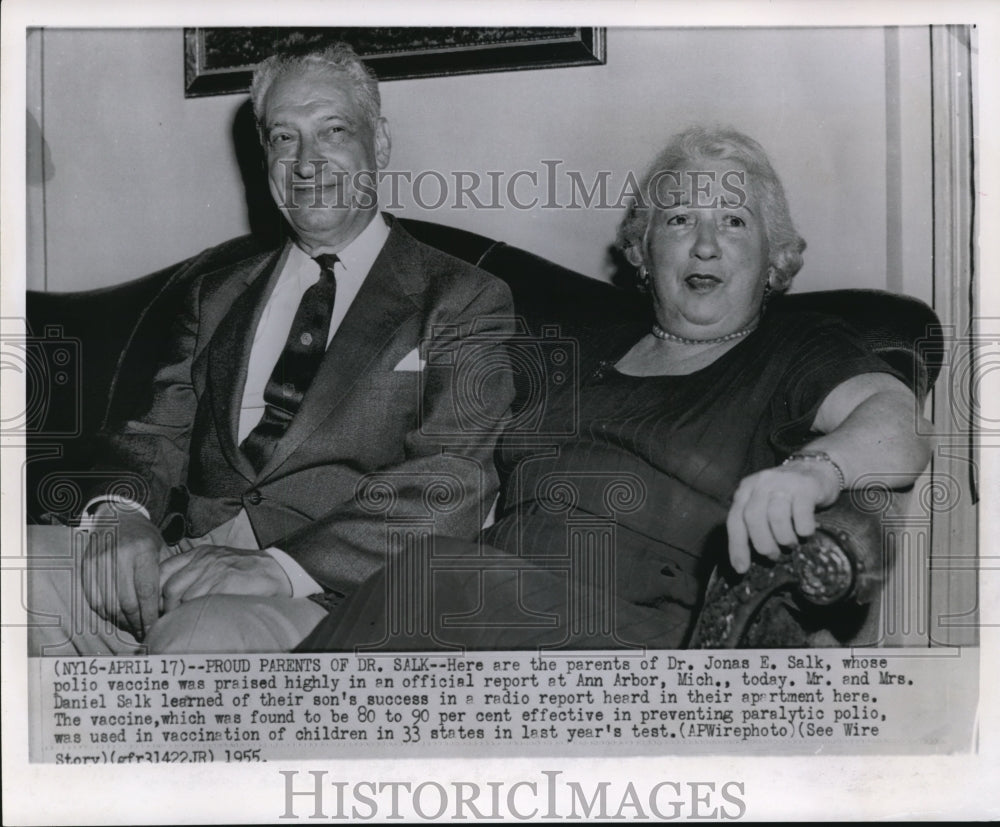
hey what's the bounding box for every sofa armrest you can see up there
[688,494,885,648]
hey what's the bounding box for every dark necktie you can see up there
[241,253,339,472]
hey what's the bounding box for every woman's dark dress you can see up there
[482,310,902,647]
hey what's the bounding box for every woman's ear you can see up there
[624,245,644,268]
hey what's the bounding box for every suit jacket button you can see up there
[246,490,262,506]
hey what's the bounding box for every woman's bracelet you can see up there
[781,450,846,493]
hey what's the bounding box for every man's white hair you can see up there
[250,37,381,138]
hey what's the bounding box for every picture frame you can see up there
[183,27,606,97]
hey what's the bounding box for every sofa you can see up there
[23,217,943,647]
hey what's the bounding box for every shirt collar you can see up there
[288,212,390,280]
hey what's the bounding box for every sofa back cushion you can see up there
[23,219,941,521]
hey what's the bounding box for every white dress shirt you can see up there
[238,214,390,442]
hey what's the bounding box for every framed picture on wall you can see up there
[183,27,606,97]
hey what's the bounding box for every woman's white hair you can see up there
[250,37,381,138]
[617,125,806,291]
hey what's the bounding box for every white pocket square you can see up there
[393,348,426,372]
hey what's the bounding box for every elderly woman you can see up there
[478,125,932,646]
[300,126,932,651]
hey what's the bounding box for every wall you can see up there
[28,27,932,299]
[29,29,250,292]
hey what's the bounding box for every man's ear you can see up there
[374,117,391,169]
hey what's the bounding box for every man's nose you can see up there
[691,220,721,259]
[294,136,320,179]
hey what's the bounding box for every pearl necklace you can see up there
[651,319,758,345]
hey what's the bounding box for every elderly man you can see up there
[29,40,515,654]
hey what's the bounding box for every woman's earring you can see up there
[761,278,773,311]
[637,264,650,291]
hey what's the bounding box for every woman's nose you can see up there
[691,220,721,259]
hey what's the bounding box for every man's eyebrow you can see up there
[319,113,357,127]
[267,113,356,129]
[658,197,755,214]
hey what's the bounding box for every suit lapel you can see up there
[207,247,286,480]
[255,221,424,479]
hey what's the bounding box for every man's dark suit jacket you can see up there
[87,215,516,618]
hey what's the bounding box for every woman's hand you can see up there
[725,374,932,576]
[725,460,842,574]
